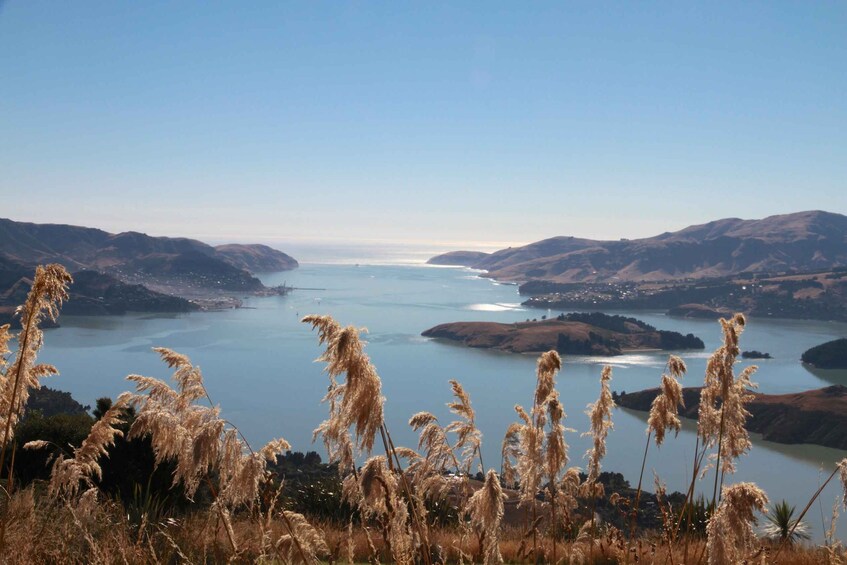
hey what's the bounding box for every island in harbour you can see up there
[741,350,772,360]
[422,312,704,356]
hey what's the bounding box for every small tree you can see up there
[764,500,810,545]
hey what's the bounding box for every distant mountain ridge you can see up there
[0,218,297,278]
[428,211,847,283]
[0,218,298,315]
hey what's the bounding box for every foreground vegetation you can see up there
[0,264,846,563]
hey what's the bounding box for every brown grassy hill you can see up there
[214,243,298,272]
[422,313,704,356]
[429,211,847,283]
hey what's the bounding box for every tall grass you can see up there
[0,268,846,562]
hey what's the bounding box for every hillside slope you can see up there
[0,218,298,296]
[616,385,847,450]
[428,211,847,283]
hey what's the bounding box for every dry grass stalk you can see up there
[545,390,569,483]
[126,348,290,557]
[357,455,415,564]
[445,379,483,474]
[504,351,566,507]
[501,351,571,561]
[127,348,290,505]
[0,324,11,374]
[0,265,72,457]
[0,265,72,550]
[512,404,542,509]
[698,314,757,478]
[25,393,130,499]
[583,365,614,487]
[303,315,385,457]
[407,411,459,502]
[630,356,687,545]
[774,457,847,561]
[276,510,330,563]
[304,315,432,564]
[465,469,505,564]
[648,355,686,447]
[840,458,847,508]
[500,422,521,487]
[705,482,768,565]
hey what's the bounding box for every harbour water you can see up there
[39,262,847,539]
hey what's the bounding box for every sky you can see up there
[1,2,845,251]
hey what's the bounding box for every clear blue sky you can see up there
[1,2,845,249]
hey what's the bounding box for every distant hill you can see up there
[426,250,490,267]
[0,218,298,299]
[428,211,847,283]
[214,244,298,272]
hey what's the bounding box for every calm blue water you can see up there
[38,263,847,539]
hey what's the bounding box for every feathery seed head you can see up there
[445,379,482,473]
[0,324,11,372]
[648,365,685,447]
[47,393,130,499]
[465,469,505,564]
[583,365,615,484]
[534,350,561,409]
[409,411,437,429]
[698,314,756,474]
[838,458,847,508]
[305,316,385,456]
[501,422,522,486]
[276,510,330,563]
[668,355,686,378]
[706,482,768,565]
[0,264,72,443]
[23,440,50,450]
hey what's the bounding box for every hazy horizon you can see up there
[2,2,845,244]
[4,208,844,264]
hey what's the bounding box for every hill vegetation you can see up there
[0,218,298,315]
[801,338,847,369]
[422,312,704,355]
[523,269,847,322]
[430,211,847,284]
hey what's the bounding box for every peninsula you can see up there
[615,385,847,450]
[801,338,847,369]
